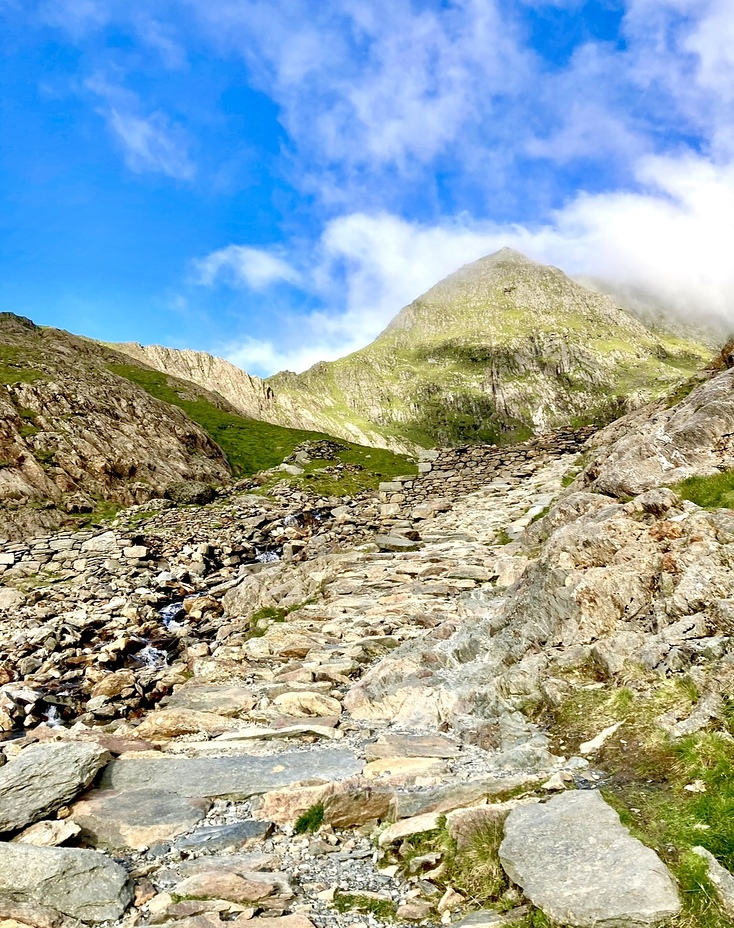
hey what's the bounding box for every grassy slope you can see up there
[268,256,712,448]
[536,675,734,928]
[109,363,415,488]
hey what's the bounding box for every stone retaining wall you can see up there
[378,427,593,525]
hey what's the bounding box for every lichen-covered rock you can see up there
[499,791,680,927]
[0,843,132,924]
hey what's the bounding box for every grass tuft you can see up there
[294,802,325,835]
[673,471,734,510]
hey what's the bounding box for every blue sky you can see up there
[1,0,733,375]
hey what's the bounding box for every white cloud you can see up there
[87,75,196,180]
[106,108,196,180]
[194,245,301,290]
[224,335,344,377]
[217,151,734,375]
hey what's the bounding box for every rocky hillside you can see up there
[0,314,413,539]
[1,353,734,926]
[0,313,232,538]
[117,249,713,450]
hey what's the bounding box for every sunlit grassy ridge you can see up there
[109,362,415,486]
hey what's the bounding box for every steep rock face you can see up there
[579,366,734,497]
[114,343,411,453]
[0,314,231,538]
[117,343,278,422]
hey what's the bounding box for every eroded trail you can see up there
[0,444,581,928]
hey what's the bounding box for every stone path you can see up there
[0,442,681,928]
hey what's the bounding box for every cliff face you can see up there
[116,343,278,422]
[0,315,232,538]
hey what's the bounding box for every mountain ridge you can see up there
[115,248,712,451]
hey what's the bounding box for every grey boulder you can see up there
[0,742,109,833]
[0,842,132,923]
[499,791,680,928]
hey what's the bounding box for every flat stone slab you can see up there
[365,733,460,761]
[0,842,132,924]
[164,683,256,716]
[499,791,680,928]
[176,820,273,852]
[374,535,421,552]
[0,742,109,833]
[71,788,210,850]
[98,747,361,799]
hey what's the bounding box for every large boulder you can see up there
[0,742,109,833]
[581,367,734,498]
[0,842,132,924]
[499,791,680,928]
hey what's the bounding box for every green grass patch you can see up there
[533,674,734,926]
[0,346,45,385]
[495,529,513,545]
[68,499,122,529]
[672,471,734,510]
[294,802,325,835]
[334,891,396,919]
[108,363,415,485]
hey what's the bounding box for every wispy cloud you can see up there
[87,75,196,180]
[194,245,301,290]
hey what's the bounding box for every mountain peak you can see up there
[481,246,537,265]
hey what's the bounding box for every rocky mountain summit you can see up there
[119,249,711,451]
[1,348,734,928]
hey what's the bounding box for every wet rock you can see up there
[71,789,210,851]
[0,843,132,924]
[0,743,109,833]
[499,791,680,927]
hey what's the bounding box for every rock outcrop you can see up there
[0,314,231,538]
[499,791,680,927]
[0,742,109,833]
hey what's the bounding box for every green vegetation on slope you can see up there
[673,471,734,510]
[534,673,734,927]
[109,363,415,485]
[0,346,44,385]
[109,362,339,475]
